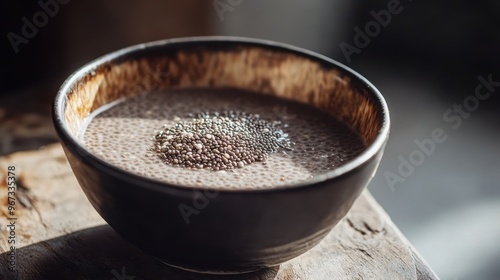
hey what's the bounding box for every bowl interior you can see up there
[59,38,387,175]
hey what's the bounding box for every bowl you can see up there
[52,36,390,274]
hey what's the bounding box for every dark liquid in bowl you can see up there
[81,88,366,189]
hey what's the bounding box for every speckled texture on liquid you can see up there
[82,89,366,189]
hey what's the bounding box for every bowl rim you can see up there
[53,36,390,194]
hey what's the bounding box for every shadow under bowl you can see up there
[52,36,390,274]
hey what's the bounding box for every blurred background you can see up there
[1,1,499,279]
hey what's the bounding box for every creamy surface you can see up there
[82,88,366,189]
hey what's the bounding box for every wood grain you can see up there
[0,144,438,280]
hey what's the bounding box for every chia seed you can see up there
[152,111,293,170]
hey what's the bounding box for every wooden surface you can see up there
[0,144,439,280]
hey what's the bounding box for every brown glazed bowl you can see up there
[53,37,390,274]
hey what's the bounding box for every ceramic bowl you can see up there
[53,36,390,274]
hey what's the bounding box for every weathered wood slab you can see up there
[0,144,438,280]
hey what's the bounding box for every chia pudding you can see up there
[81,88,366,190]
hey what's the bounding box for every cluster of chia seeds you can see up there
[152,111,293,170]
